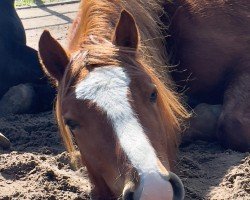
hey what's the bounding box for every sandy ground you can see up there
[0,2,249,200]
[18,2,79,49]
[0,112,90,200]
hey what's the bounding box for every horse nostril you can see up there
[168,172,185,200]
[123,181,136,200]
[123,190,134,200]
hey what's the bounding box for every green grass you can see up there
[15,0,62,7]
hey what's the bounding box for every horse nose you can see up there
[122,172,185,200]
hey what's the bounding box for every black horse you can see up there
[0,0,55,113]
[0,0,46,97]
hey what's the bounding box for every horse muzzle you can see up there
[122,171,184,200]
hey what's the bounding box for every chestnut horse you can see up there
[39,0,188,199]
[162,0,250,152]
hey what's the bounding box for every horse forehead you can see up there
[85,66,130,85]
[59,66,131,118]
[75,66,131,101]
[74,65,151,98]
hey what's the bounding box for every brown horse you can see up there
[164,0,250,152]
[39,0,189,199]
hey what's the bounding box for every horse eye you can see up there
[65,119,80,131]
[150,90,158,103]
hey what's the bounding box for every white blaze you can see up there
[75,66,159,174]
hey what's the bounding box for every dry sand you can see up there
[0,2,249,200]
[0,112,90,200]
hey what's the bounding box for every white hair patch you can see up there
[75,66,159,173]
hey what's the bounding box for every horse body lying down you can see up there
[164,0,250,151]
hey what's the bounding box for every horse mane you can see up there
[57,0,189,167]
[68,0,170,73]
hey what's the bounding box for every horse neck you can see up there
[67,0,120,52]
[124,0,169,69]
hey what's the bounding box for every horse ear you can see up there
[39,30,69,82]
[113,10,139,49]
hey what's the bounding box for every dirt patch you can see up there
[0,112,90,200]
[177,142,249,200]
[0,152,90,200]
